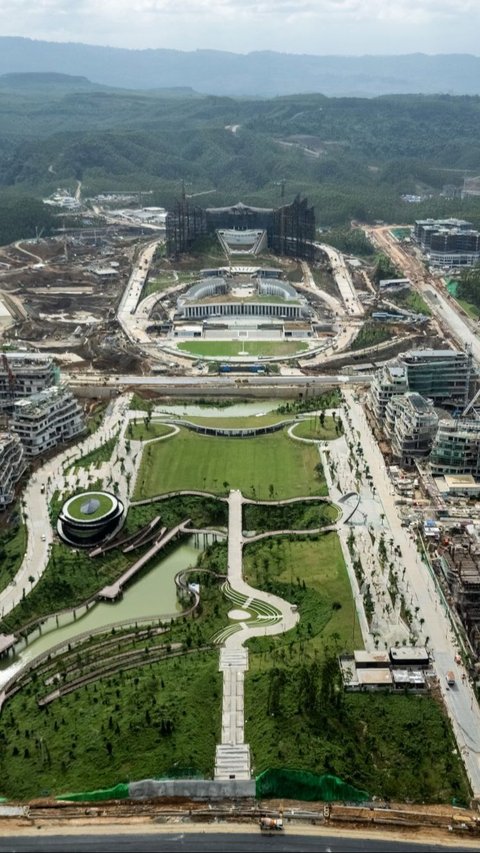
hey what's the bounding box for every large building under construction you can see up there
[166,197,316,260]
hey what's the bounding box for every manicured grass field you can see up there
[291,415,341,441]
[127,422,176,441]
[134,428,327,500]
[182,414,289,428]
[65,492,115,521]
[244,534,359,660]
[176,340,308,357]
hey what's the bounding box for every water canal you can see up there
[0,536,211,688]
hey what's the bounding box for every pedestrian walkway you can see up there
[215,647,250,781]
[214,489,300,781]
[343,389,480,799]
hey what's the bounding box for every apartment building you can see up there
[12,385,85,458]
[429,419,480,478]
[399,349,473,410]
[369,364,409,422]
[0,432,26,509]
[0,352,58,411]
[413,218,480,267]
[385,393,438,467]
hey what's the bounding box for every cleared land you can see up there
[243,535,470,804]
[175,340,308,357]
[134,428,327,500]
[291,415,341,441]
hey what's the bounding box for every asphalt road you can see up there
[0,832,474,853]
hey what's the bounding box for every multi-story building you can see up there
[0,432,26,509]
[369,364,409,422]
[0,352,58,412]
[385,393,438,467]
[11,385,85,458]
[398,349,473,410]
[413,218,480,267]
[429,419,480,478]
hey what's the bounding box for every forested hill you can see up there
[1,81,480,233]
[1,38,480,97]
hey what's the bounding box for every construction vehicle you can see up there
[259,816,284,835]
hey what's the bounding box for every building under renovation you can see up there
[438,528,480,659]
[166,197,316,260]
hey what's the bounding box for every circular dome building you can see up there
[57,490,124,548]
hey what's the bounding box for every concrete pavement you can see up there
[215,489,300,781]
[0,394,139,622]
[316,243,365,317]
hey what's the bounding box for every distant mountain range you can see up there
[1,38,480,97]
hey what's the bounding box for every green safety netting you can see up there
[56,782,129,802]
[256,769,369,802]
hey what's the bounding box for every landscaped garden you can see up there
[127,421,176,441]
[0,652,221,799]
[0,509,27,595]
[133,428,327,500]
[239,534,470,804]
[291,414,342,441]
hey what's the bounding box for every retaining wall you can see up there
[128,779,255,799]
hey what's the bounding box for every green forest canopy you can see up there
[1,84,480,243]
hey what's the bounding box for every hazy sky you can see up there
[1,0,479,55]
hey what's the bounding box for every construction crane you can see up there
[461,387,480,418]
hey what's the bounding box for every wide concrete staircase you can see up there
[214,648,251,780]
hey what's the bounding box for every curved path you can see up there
[215,489,301,781]
[0,394,139,624]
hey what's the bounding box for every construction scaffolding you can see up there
[165,196,315,260]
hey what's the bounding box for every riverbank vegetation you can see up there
[0,495,228,634]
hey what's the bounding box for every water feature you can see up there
[0,536,208,688]
[153,400,284,418]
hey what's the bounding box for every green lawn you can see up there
[65,492,116,521]
[291,416,342,441]
[176,340,309,357]
[127,422,176,441]
[181,414,289,428]
[244,534,359,659]
[0,540,132,632]
[134,428,327,500]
